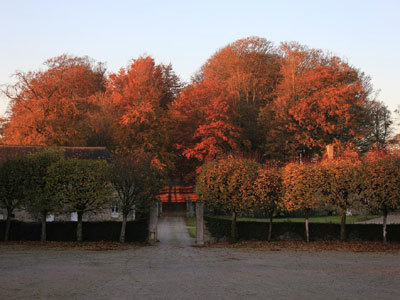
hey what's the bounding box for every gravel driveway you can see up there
[1,216,399,300]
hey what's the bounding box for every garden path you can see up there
[157,215,194,247]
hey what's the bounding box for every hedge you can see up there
[205,216,400,242]
[0,220,148,242]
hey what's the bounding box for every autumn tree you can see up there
[197,37,281,153]
[0,117,5,140]
[266,42,372,160]
[282,162,322,242]
[251,164,283,241]
[46,159,113,242]
[195,158,260,242]
[110,152,164,243]
[362,151,400,242]
[24,148,64,241]
[107,56,180,167]
[0,155,29,241]
[319,154,362,241]
[1,54,106,146]
[170,79,240,163]
[171,37,281,173]
[360,100,393,151]
[85,93,117,148]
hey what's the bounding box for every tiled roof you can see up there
[158,185,197,203]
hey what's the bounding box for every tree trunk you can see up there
[305,209,310,243]
[230,211,237,243]
[382,209,388,243]
[340,209,346,242]
[120,213,127,243]
[77,212,83,242]
[4,210,12,242]
[40,211,47,242]
[268,215,273,241]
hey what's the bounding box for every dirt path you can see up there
[1,216,399,299]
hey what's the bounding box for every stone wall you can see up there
[0,207,136,222]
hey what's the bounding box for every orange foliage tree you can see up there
[171,37,281,169]
[201,37,280,104]
[85,92,118,148]
[282,162,322,242]
[1,55,106,146]
[107,56,181,167]
[265,42,372,160]
[200,37,281,153]
[195,158,260,242]
[251,164,283,241]
[362,151,400,242]
[170,79,240,163]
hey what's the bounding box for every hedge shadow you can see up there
[205,216,400,242]
[0,220,148,242]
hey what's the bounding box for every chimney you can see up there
[326,144,334,160]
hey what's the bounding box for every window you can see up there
[46,214,55,222]
[111,206,119,218]
[71,212,78,222]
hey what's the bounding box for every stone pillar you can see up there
[158,201,163,217]
[148,202,158,244]
[186,199,195,218]
[190,200,195,217]
[196,202,204,245]
[186,199,190,217]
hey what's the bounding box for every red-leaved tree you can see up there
[1,55,106,146]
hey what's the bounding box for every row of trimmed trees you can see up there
[0,149,163,242]
[195,149,400,242]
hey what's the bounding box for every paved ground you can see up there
[1,216,400,300]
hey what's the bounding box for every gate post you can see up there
[186,198,195,218]
[149,201,158,244]
[196,202,204,245]
[158,201,163,217]
[186,199,190,217]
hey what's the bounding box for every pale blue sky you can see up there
[1,0,399,122]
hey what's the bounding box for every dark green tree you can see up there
[0,155,29,241]
[110,152,164,243]
[46,159,113,242]
[25,149,64,241]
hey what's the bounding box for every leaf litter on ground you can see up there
[0,241,149,251]
[197,240,400,253]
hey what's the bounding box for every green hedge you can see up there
[0,220,148,242]
[205,216,400,242]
